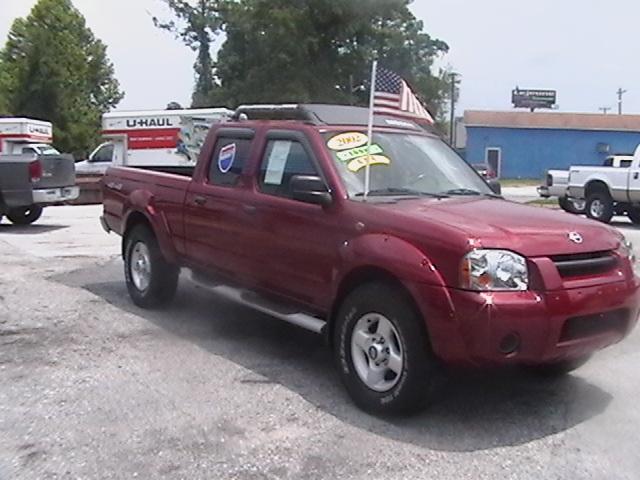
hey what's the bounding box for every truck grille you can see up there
[550,251,618,278]
[559,309,629,343]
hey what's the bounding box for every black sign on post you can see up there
[512,88,557,111]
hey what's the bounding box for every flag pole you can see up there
[364,59,377,202]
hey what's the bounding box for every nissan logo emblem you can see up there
[568,232,583,244]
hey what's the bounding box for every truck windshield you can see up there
[36,145,60,155]
[324,131,493,198]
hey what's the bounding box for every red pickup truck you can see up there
[101,104,640,413]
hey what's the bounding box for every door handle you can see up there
[242,204,257,215]
[634,172,639,180]
[193,195,207,206]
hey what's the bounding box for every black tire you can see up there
[7,205,43,225]
[124,225,179,308]
[628,207,640,224]
[585,192,614,223]
[558,197,585,214]
[333,282,439,414]
[524,355,591,378]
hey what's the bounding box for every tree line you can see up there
[0,0,450,157]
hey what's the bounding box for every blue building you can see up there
[464,111,640,179]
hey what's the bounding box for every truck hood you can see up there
[381,197,620,257]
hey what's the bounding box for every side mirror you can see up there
[290,175,332,207]
[487,178,502,195]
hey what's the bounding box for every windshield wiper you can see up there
[444,188,500,198]
[355,187,448,199]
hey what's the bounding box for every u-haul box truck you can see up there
[75,108,233,174]
[0,118,60,156]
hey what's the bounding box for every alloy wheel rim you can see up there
[350,313,404,392]
[130,242,151,291]
[590,199,604,218]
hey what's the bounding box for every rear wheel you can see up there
[333,282,439,414]
[558,197,586,214]
[585,192,614,223]
[124,225,179,308]
[7,205,43,225]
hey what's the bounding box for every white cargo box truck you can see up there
[0,117,60,156]
[75,108,233,174]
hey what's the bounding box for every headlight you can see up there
[461,249,529,291]
[617,235,638,274]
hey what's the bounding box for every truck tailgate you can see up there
[36,154,76,189]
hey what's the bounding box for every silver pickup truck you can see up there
[0,154,78,225]
[567,148,640,224]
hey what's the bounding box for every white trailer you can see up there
[75,108,233,174]
[0,118,60,156]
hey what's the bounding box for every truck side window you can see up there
[258,140,319,199]
[208,137,251,187]
[93,144,114,162]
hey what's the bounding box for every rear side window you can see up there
[257,140,319,198]
[208,137,252,186]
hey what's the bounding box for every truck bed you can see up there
[102,165,193,238]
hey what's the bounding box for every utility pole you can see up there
[449,72,460,146]
[617,88,627,115]
[599,107,611,115]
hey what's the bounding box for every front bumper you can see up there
[414,279,640,366]
[32,186,80,204]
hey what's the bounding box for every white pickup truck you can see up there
[541,154,634,214]
[538,169,585,213]
[567,148,640,223]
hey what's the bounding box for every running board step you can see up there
[188,270,326,334]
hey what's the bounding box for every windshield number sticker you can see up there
[218,143,236,173]
[347,155,391,173]
[337,144,383,162]
[327,132,368,151]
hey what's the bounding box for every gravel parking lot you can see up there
[2,204,640,479]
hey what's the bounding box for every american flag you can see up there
[373,66,435,124]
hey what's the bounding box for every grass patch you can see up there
[526,198,559,208]
[500,179,541,187]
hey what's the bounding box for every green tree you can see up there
[213,0,449,119]
[0,0,123,157]
[153,0,223,107]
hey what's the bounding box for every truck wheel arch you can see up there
[122,209,178,264]
[584,179,611,198]
[327,234,451,349]
[328,266,425,349]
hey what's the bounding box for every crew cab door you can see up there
[244,130,343,310]
[183,128,257,280]
[627,146,640,203]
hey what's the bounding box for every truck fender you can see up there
[335,234,447,287]
[122,190,178,264]
[328,234,459,357]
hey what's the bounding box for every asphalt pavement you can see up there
[1,204,640,479]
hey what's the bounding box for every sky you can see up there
[1,0,639,114]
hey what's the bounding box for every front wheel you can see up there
[124,225,179,308]
[7,205,43,225]
[585,193,614,223]
[333,282,439,414]
[558,197,585,214]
